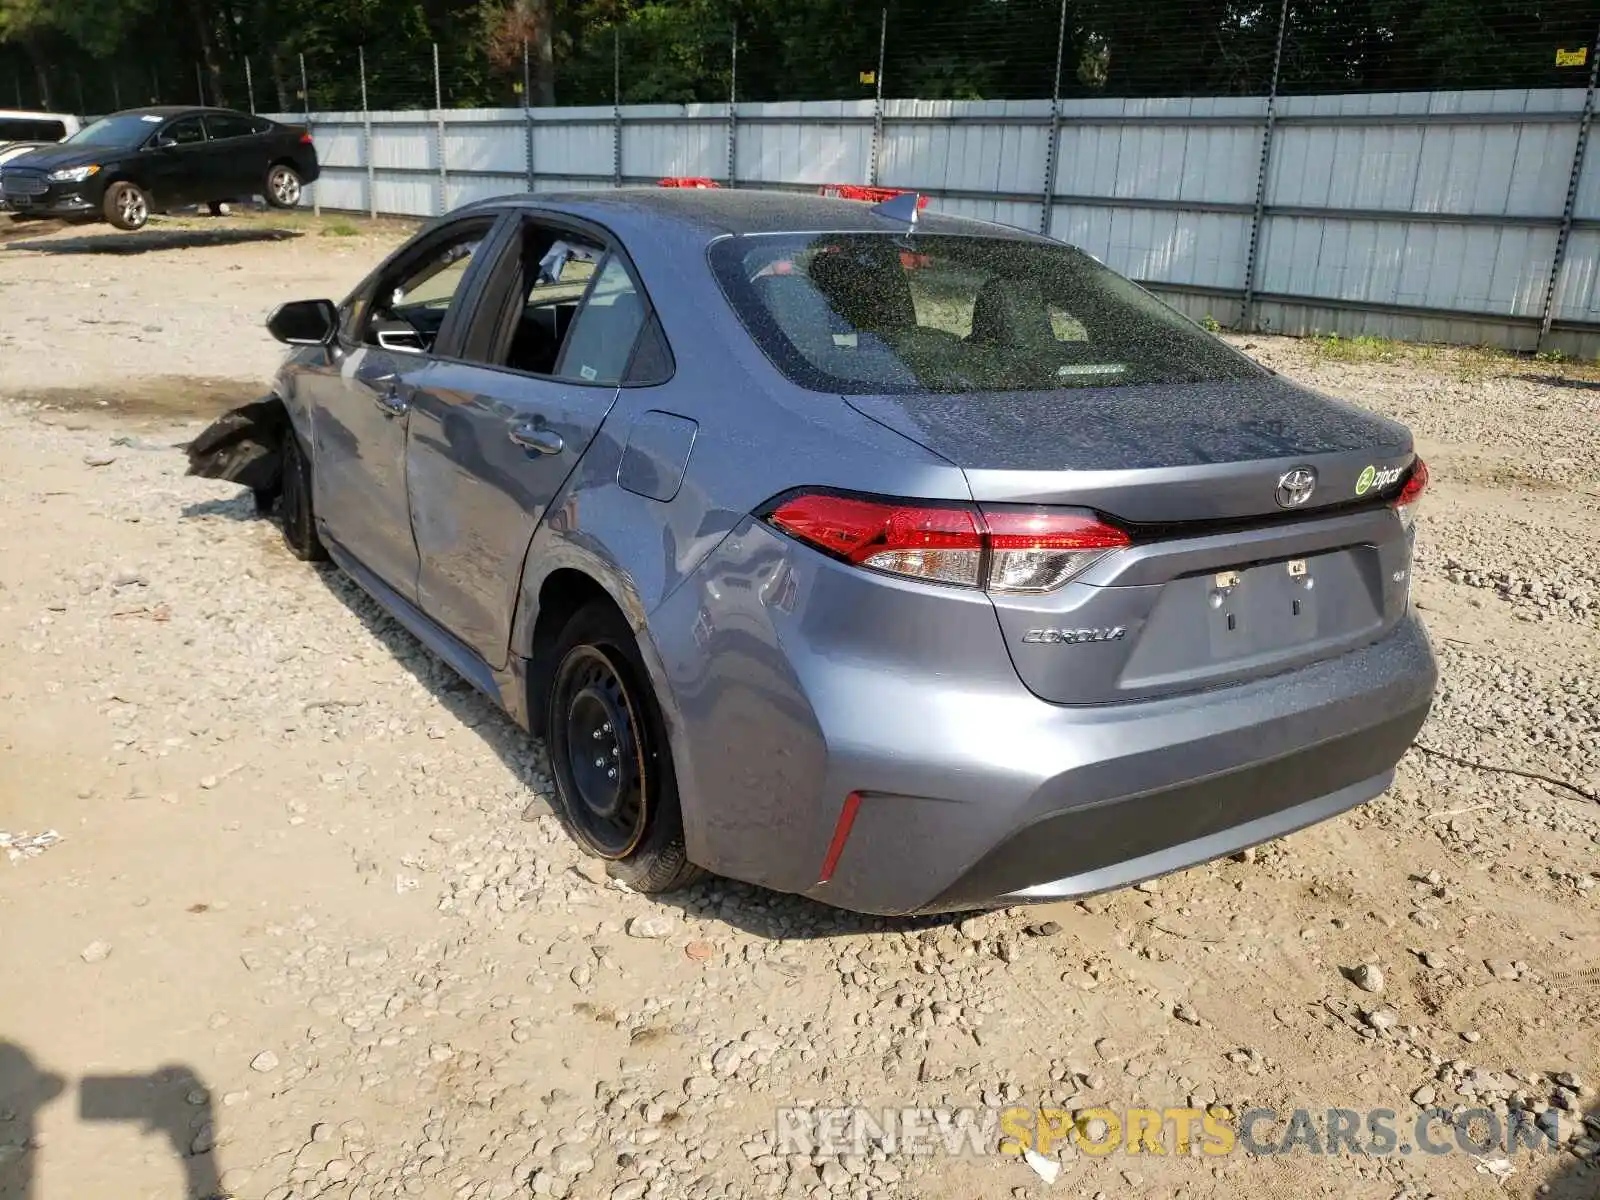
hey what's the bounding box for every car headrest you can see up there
[809,250,916,332]
[969,276,1055,345]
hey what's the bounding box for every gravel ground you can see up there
[0,214,1596,1200]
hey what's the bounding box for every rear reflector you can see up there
[299,132,314,144]
[817,792,863,884]
[766,491,1129,593]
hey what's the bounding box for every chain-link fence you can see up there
[3,0,1599,118]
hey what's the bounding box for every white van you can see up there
[0,110,83,166]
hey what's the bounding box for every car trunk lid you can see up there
[845,376,1412,522]
[846,379,1419,705]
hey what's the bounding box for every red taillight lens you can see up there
[299,132,314,145]
[767,494,983,586]
[1394,458,1428,529]
[765,492,1129,593]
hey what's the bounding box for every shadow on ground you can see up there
[181,499,971,941]
[1515,372,1600,392]
[4,227,300,256]
[0,1043,225,1200]
[1538,1099,1598,1199]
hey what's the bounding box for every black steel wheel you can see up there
[554,645,649,857]
[545,602,702,892]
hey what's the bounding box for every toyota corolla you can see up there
[188,189,1436,915]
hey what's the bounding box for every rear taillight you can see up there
[299,132,314,145]
[765,492,1129,593]
[1393,458,1428,530]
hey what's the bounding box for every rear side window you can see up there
[709,234,1264,394]
[206,113,258,140]
[557,255,646,384]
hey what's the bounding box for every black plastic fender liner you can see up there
[184,394,290,495]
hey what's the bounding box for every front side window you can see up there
[356,222,491,354]
[710,233,1264,394]
[160,117,207,147]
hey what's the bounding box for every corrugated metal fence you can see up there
[275,85,1600,357]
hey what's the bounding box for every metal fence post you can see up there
[301,53,318,216]
[434,43,447,217]
[726,21,738,188]
[112,74,121,112]
[869,8,886,187]
[1039,0,1068,236]
[612,28,623,188]
[195,62,206,106]
[523,39,536,194]
[245,59,256,114]
[1238,0,1290,331]
[360,46,375,219]
[10,74,21,109]
[1537,20,1600,352]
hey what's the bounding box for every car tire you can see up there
[264,164,303,209]
[102,182,150,231]
[545,602,703,894]
[278,429,328,562]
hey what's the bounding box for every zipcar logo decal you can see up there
[1355,463,1404,496]
[1021,627,1128,645]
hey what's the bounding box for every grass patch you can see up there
[1308,332,1402,363]
[320,220,360,238]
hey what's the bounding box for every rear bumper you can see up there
[931,714,1413,911]
[650,521,1436,916]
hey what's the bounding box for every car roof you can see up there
[475,188,1044,242]
[102,105,254,121]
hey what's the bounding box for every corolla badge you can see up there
[1275,465,1318,509]
[1022,627,1127,645]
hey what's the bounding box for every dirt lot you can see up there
[1,212,1597,1200]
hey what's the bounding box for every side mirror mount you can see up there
[267,298,339,346]
[153,135,177,149]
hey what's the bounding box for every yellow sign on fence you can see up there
[1555,47,1588,67]
[859,70,876,85]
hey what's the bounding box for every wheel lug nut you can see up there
[594,757,604,767]
[592,729,602,740]
[606,769,617,779]
[602,723,611,733]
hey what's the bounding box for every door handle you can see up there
[508,423,564,455]
[372,381,409,417]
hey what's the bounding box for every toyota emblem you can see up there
[1275,466,1317,508]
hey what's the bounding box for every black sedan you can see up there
[0,106,319,230]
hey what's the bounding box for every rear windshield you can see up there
[709,233,1263,394]
[0,118,66,142]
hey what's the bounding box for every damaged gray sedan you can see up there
[190,189,1435,915]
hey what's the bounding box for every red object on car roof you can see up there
[657,176,721,188]
[817,183,930,208]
